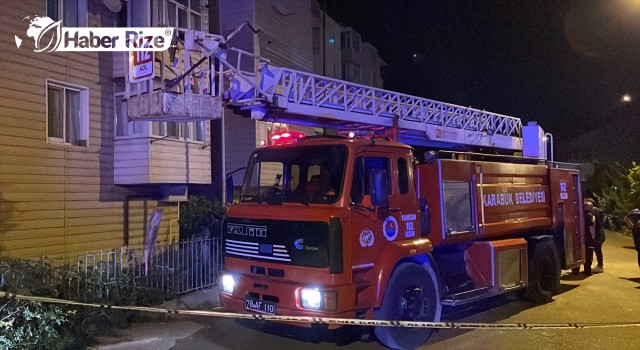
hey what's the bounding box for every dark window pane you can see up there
[47,0,59,21]
[398,158,408,194]
[65,89,81,145]
[63,0,79,27]
[167,122,179,138]
[47,86,63,139]
[178,8,188,28]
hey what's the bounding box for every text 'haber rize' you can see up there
[63,31,165,49]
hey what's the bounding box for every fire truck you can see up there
[136,27,584,350]
[216,56,585,348]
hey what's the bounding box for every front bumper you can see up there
[219,273,356,327]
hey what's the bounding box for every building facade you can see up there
[0,0,385,258]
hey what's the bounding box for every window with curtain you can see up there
[114,79,144,138]
[154,0,205,30]
[151,121,205,143]
[47,81,88,146]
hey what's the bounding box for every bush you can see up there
[0,300,72,350]
[0,257,167,349]
[179,196,226,240]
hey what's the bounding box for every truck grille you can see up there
[225,239,292,262]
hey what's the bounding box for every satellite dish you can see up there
[102,0,122,12]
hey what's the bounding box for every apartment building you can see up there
[0,0,385,257]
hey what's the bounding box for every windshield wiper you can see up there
[349,202,374,212]
[240,194,259,202]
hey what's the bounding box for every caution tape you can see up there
[1,291,639,330]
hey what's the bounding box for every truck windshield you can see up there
[240,145,348,205]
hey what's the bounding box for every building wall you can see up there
[0,1,177,258]
[255,0,314,71]
[322,16,343,79]
[360,42,384,88]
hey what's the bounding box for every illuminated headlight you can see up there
[300,289,322,309]
[221,274,235,294]
[299,288,337,311]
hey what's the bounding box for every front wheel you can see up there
[374,262,441,350]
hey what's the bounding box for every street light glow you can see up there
[622,94,632,103]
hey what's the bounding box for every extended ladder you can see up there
[226,63,523,151]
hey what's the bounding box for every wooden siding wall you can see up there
[0,1,176,258]
[149,139,212,183]
[255,0,314,71]
[114,135,212,185]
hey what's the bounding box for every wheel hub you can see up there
[401,287,428,320]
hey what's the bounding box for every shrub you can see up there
[0,300,72,350]
[179,196,226,239]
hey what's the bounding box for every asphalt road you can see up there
[95,231,640,350]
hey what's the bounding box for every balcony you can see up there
[114,135,211,185]
[127,90,222,122]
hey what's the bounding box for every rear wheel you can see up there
[524,239,560,303]
[374,262,441,350]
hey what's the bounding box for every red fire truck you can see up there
[215,43,584,350]
[220,134,584,349]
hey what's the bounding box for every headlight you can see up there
[300,289,322,309]
[299,288,337,311]
[221,274,235,294]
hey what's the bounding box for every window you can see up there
[398,158,409,194]
[312,27,321,54]
[340,30,361,52]
[167,122,180,138]
[341,62,361,83]
[240,145,348,205]
[443,182,474,234]
[47,81,88,146]
[151,121,205,142]
[47,0,87,27]
[155,0,206,30]
[114,79,144,138]
[351,156,390,204]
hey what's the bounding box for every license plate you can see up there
[244,295,276,315]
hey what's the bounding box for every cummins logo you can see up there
[227,224,267,238]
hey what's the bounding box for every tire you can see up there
[374,262,441,350]
[524,239,560,304]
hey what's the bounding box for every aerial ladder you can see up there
[127,25,549,160]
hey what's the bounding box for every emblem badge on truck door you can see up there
[382,216,398,241]
[359,229,375,247]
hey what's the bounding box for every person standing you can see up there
[583,198,605,275]
[624,208,640,269]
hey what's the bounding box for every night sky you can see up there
[325,0,640,141]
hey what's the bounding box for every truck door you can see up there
[349,154,420,269]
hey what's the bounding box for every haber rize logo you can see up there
[15,16,62,52]
[14,15,174,52]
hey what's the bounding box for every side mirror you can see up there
[369,169,389,207]
[226,174,234,205]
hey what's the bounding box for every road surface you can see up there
[95,231,640,350]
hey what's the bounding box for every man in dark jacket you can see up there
[583,198,605,275]
[624,208,640,269]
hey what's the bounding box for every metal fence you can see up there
[77,237,222,300]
